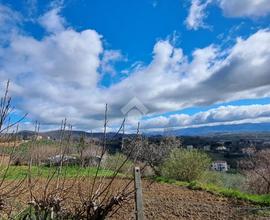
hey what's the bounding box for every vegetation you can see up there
[0,165,122,180]
[240,149,270,194]
[0,82,148,219]
[161,148,211,182]
[103,152,133,174]
[1,80,270,219]
[155,176,270,206]
[199,171,248,192]
[124,136,181,175]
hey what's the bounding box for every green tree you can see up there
[161,148,211,182]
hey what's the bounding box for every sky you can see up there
[0,0,270,132]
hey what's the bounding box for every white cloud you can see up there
[1,5,270,131]
[0,4,21,43]
[141,104,270,130]
[4,29,103,87]
[185,0,270,30]
[101,50,123,75]
[185,0,211,30]
[219,0,270,18]
[39,8,65,33]
[105,29,270,128]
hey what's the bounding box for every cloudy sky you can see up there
[0,0,270,132]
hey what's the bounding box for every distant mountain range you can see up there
[17,130,128,140]
[18,122,270,139]
[163,123,270,136]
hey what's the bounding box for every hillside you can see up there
[153,123,270,136]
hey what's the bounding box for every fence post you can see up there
[134,166,144,220]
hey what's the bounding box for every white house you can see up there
[216,146,227,151]
[186,145,193,150]
[37,135,43,140]
[211,161,229,172]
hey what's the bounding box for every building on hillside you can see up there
[37,135,43,140]
[216,146,227,151]
[211,161,229,172]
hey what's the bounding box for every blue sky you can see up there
[0,0,270,132]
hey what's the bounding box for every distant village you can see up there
[181,134,270,171]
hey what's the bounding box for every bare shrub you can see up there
[0,81,27,218]
[76,137,103,167]
[21,121,78,219]
[30,144,61,165]
[241,149,270,194]
[0,81,151,219]
[21,105,146,219]
[124,136,181,175]
[76,134,87,166]
[103,153,133,174]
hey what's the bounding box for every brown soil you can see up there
[4,178,269,220]
[111,181,268,220]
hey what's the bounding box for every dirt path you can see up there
[111,181,268,220]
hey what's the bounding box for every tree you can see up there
[103,153,133,174]
[241,149,270,194]
[77,134,86,166]
[124,136,182,176]
[161,148,211,182]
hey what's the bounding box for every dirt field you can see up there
[4,178,269,220]
[111,181,268,220]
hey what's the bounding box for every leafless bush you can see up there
[76,135,104,167]
[0,81,151,219]
[124,135,182,175]
[103,152,133,175]
[241,149,270,194]
[0,81,27,218]
[19,105,147,219]
[30,144,61,165]
[70,108,142,219]
[21,120,78,219]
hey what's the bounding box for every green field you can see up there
[0,165,123,180]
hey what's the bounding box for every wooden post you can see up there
[134,167,144,220]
